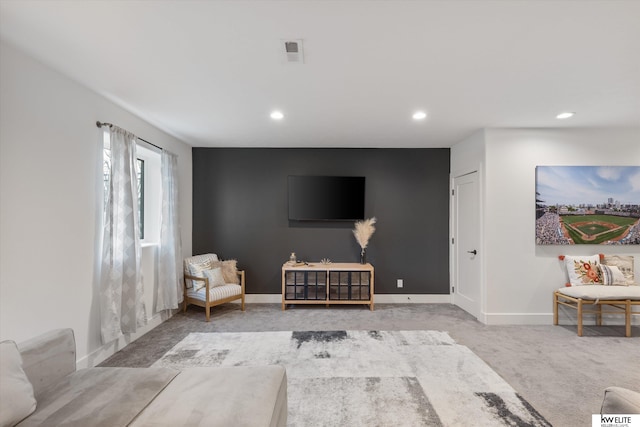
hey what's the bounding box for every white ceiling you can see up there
[1,0,639,148]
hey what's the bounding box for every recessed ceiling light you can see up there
[412,111,427,120]
[270,111,284,120]
[556,112,575,119]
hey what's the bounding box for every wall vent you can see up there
[282,39,304,64]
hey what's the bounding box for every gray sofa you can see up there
[601,387,640,414]
[1,329,287,427]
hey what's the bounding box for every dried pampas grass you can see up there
[353,217,377,249]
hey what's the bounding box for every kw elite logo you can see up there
[593,414,640,427]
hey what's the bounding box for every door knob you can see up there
[467,250,477,255]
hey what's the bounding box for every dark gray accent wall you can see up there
[192,148,450,295]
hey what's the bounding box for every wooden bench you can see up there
[553,285,640,337]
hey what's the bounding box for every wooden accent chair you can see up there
[183,254,245,321]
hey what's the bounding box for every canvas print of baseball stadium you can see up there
[535,166,640,245]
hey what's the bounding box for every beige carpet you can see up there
[100,303,640,427]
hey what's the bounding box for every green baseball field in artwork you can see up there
[561,215,637,244]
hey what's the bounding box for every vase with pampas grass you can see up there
[353,217,377,264]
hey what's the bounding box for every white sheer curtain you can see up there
[156,150,183,312]
[100,126,146,344]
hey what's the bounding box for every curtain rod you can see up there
[96,121,163,152]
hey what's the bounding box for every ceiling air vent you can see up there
[282,39,304,64]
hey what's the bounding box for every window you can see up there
[103,148,145,239]
[136,158,144,239]
[103,132,160,242]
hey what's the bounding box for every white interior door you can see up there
[452,171,481,319]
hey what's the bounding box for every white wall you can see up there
[478,128,640,324]
[451,129,485,177]
[0,41,193,366]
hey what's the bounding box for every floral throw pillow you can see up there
[564,255,601,285]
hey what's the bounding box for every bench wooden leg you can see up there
[553,292,559,325]
[626,300,631,338]
[596,303,602,326]
[577,298,583,337]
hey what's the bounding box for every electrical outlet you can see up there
[397,279,403,288]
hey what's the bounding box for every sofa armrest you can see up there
[18,328,76,398]
[601,387,640,414]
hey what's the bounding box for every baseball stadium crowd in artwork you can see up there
[536,211,640,245]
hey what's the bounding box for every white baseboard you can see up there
[375,294,451,303]
[76,309,177,369]
[482,313,552,325]
[244,294,282,303]
[243,294,451,304]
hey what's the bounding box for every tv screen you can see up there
[288,176,365,221]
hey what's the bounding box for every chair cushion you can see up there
[186,284,242,302]
[557,285,640,301]
[0,341,36,427]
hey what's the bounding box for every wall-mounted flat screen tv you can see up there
[288,176,365,221]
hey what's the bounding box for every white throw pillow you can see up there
[187,260,213,290]
[598,264,628,286]
[203,267,226,289]
[564,255,601,286]
[0,341,37,427]
[602,255,635,285]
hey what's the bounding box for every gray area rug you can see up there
[153,330,550,427]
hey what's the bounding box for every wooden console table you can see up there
[281,262,374,310]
